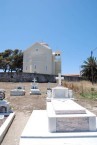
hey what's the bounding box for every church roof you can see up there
[38,42,51,49]
[24,42,51,52]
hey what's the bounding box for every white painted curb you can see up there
[0,112,15,143]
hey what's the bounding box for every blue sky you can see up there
[0,0,97,74]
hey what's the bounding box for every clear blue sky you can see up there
[0,0,97,74]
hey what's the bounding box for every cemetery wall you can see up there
[0,72,81,82]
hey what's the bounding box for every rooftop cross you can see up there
[56,73,64,86]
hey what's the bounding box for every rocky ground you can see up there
[0,82,97,145]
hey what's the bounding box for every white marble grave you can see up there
[47,75,96,132]
[47,99,96,132]
[30,78,41,95]
[19,74,97,145]
[10,85,25,96]
[47,73,73,101]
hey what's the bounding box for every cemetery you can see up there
[19,74,97,145]
[1,1,97,145]
[0,79,97,145]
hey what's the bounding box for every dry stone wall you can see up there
[0,72,81,82]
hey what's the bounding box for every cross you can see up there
[56,73,64,86]
[32,78,37,85]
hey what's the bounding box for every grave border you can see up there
[0,112,15,143]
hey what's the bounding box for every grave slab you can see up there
[10,86,25,96]
[47,100,96,132]
[51,99,86,114]
[20,110,97,145]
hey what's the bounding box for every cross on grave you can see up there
[32,78,37,85]
[56,73,64,86]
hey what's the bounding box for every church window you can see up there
[26,66,27,70]
[36,48,38,51]
[46,66,47,71]
[34,64,36,69]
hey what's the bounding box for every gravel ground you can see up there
[0,82,97,145]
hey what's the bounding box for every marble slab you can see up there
[10,89,25,96]
[51,99,86,114]
[52,86,69,98]
[47,101,96,132]
[56,117,89,132]
[30,89,41,95]
[19,110,97,145]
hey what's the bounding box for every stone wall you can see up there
[0,72,81,82]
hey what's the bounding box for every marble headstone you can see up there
[47,74,73,100]
[30,78,41,95]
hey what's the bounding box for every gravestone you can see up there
[10,85,25,96]
[30,78,41,95]
[47,73,73,101]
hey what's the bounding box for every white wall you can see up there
[23,43,53,74]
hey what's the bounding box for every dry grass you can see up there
[62,80,97,99]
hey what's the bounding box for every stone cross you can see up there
[32,78,37,85]
[56,73,64,86]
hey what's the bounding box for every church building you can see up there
[23,42,61,75]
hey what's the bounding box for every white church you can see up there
[23,42,61,75]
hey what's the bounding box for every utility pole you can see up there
[91,50,93,84]
[91,47,97,84]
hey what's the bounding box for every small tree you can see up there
[0,49,23,72]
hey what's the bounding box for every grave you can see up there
[47,73,74,101]
[19,74,97,145]
[30,78,41,95]
[0,91,15,143]
[47,99,96,132]
[0,91,11,113]
[10,85,25,96]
